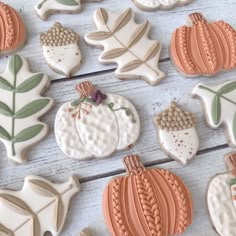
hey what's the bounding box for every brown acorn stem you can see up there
[225,152,236,176]
[123,155,145,175]
[189,13,206,25]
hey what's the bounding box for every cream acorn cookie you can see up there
[154,102,199,165]
[40,22,81,78]
[55,81,140,160]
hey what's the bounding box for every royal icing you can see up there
[40,22,81,78]
[192,81,236,147]
[0,55,54,163]
[207,152,236,236]
[0,3,26,55]
[55,81,140,160]
[154,102,199,165]
[79,228,91,236]
[133,0,193,11]
[84,8,165,86]
[0,175,80,236]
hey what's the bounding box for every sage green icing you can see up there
[56,0,80,6]
[233,112,236,141]
[0,77,13,91]
[211,95,221,125]
[0,101,13,117]
[0,126,11,140]
[16,74,43,93]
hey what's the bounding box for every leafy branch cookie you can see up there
[85,8,165,86]
[0,55,54,163]
[40,22,81,78]
[0,175,80,236]
[55,81,140,160]
[192,81,236,147]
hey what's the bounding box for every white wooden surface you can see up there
[0,0,236,235]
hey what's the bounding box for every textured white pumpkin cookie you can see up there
[132,0,193,11]
[55,81,140,160]
[0,175,80,236]
[192,81,236,147]
[35,0,102,21]
[84,8,165,86]
[0,54,54,164]
[154,102,199,165]
[207,152,236,236]
[40,22,81,78]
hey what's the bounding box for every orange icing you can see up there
[170,13,236,76]
[103,155,193,236]
[0,3,26,52]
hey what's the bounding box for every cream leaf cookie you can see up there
[207,152,236,236]
[0,175,80,236]
[154,102,199,165]
[132,0,193,11]
[0,55,54,163]
[84,8,165,86]
[55,81,140,160]
[40,22,81,78]
[192,81,236,147]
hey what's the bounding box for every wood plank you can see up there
[2,0,236,80]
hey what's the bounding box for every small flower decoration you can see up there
[91,90,107,105]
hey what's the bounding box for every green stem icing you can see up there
[230,177,236,186]
[199,85,236,106]
[11,74,17,156]
[37,0,47,9]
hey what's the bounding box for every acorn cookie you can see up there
[154,102,199,165]
[40,22,81,78]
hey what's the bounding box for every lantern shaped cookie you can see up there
[103,155,193,236]
[55,81,140,160]
[154,102,199,165]
[170,13,236,77]
[207,152,236,236]
[0,3,26,55]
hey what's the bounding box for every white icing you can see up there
[0,175,80,236]
[158,128,199,165]
[54,93,140,160]
[207,173,236,236]
[43,44,82,77]
[192,81,236,147]
[0,55,54,163]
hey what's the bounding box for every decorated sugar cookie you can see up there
[103,155,193,236]
[154,102,199,165]
[0,55,54,163]
[207,152,236,236]
[55,81,140,160]
[35,0,102,21]
[40,22,81,78]
[192,81,236,147]
[171,13,236,77]
[132,0,193,11]
[0,175,79,236]
[0,3,26,56]
[80,228,91,236]
[85,8,165,86]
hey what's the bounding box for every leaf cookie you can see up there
[154,102,199,164]
[40,22,81,78]
[132,0,193,11]
[103,155,193,236]
[0,55,54,163]
[0,175,80,236]
[55,81,140,160]
[84,8,165,86]
[192,81,236,147]
[207,152,236,236]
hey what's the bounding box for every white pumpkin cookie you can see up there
[192,81,236,147]
[40,22,81,78]
[0,55,54,164]
[35,0,102,21]
[154,102,199,165]
[0,175,80,236]
[207,152,236,236]
[132,0,193,11]
[84,8,165,86]
[55,81,140,160]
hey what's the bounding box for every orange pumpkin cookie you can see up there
[103,155,193,236]
[170,13,236,77]
[0,3,26,56]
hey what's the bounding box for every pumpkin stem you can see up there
[225,152,236,176]
[188,13,207,25]
[75,81,96,98]
[123,155,145,175]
